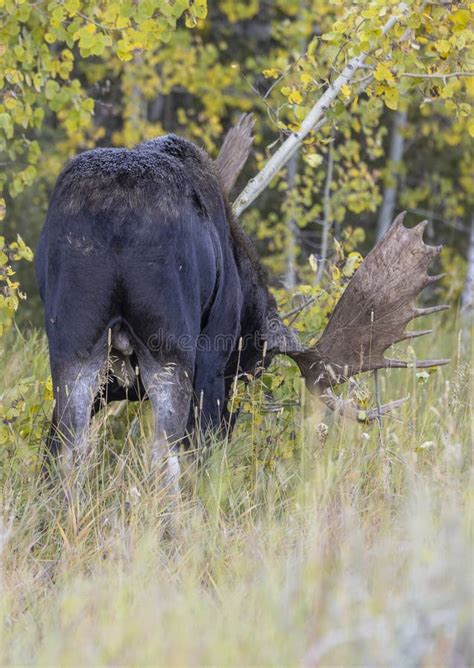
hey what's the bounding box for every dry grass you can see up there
[0,318,472,667]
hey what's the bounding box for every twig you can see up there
[238,66,280,128]
[56,0,125,32]
[400,71,474,79]
[281,297,317,323]
[263,55,305,100]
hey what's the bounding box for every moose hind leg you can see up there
[47,355,106,477]
[136,354,192,496]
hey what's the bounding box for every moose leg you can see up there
[45,355,106,478]
[193,373,225,435]
[135,354,192,496]
[188,348,229,455]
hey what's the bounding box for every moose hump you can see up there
[51,134,223,221]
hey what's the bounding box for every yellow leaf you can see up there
[384,87,399,110]
[341,84,351,98]
[288,89,303,104]
[362,8,378,19]
[0,198,5,221]
[5,295,18,310]
[334,238,344,261]
[331,265,341,281]
[300,72,313,87]
[304,153,323,168]
[263,68,279,79]
[342,252,363,277]
[450,9,470,30]
[434,39,450,58]
[117,49,133,62]
[374,62,394,83]
[307,37,317,59]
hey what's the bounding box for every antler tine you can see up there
[412,219,429,238]
[414,304,450,317]
[423,273,446,287]
[414,358,451,368]
[237,112,256,131]
[384,358,450,369]
[320,387,409,423]
[424,243,443,256]
[395,329,432,342]
[392,210,407,229]
[402,218,443,258]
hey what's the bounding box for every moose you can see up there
[36,115,448,487]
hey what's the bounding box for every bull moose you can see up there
[36,115,448,488]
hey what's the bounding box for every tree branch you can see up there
[232,3,409,218]
[281,296,316,322]
[400,71,474,79]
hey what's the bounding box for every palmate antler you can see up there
[289,212,450,421]
[214,114,255,195]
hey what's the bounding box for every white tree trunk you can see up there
[284,151,299,290]
[461,217,474,310]
[316,143,334,284]
[376,109,408,240]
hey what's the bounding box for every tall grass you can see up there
[0,318,471,667]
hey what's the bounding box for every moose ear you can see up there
[214,114,255,196]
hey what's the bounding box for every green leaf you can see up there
[384,87,399,111]
[44,79,60,101]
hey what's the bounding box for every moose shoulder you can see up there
[36,117,449,484]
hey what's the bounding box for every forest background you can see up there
[0,2,472,665]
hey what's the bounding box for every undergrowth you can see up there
[0,317,472,667]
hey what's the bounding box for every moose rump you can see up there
[36,137,243,484]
